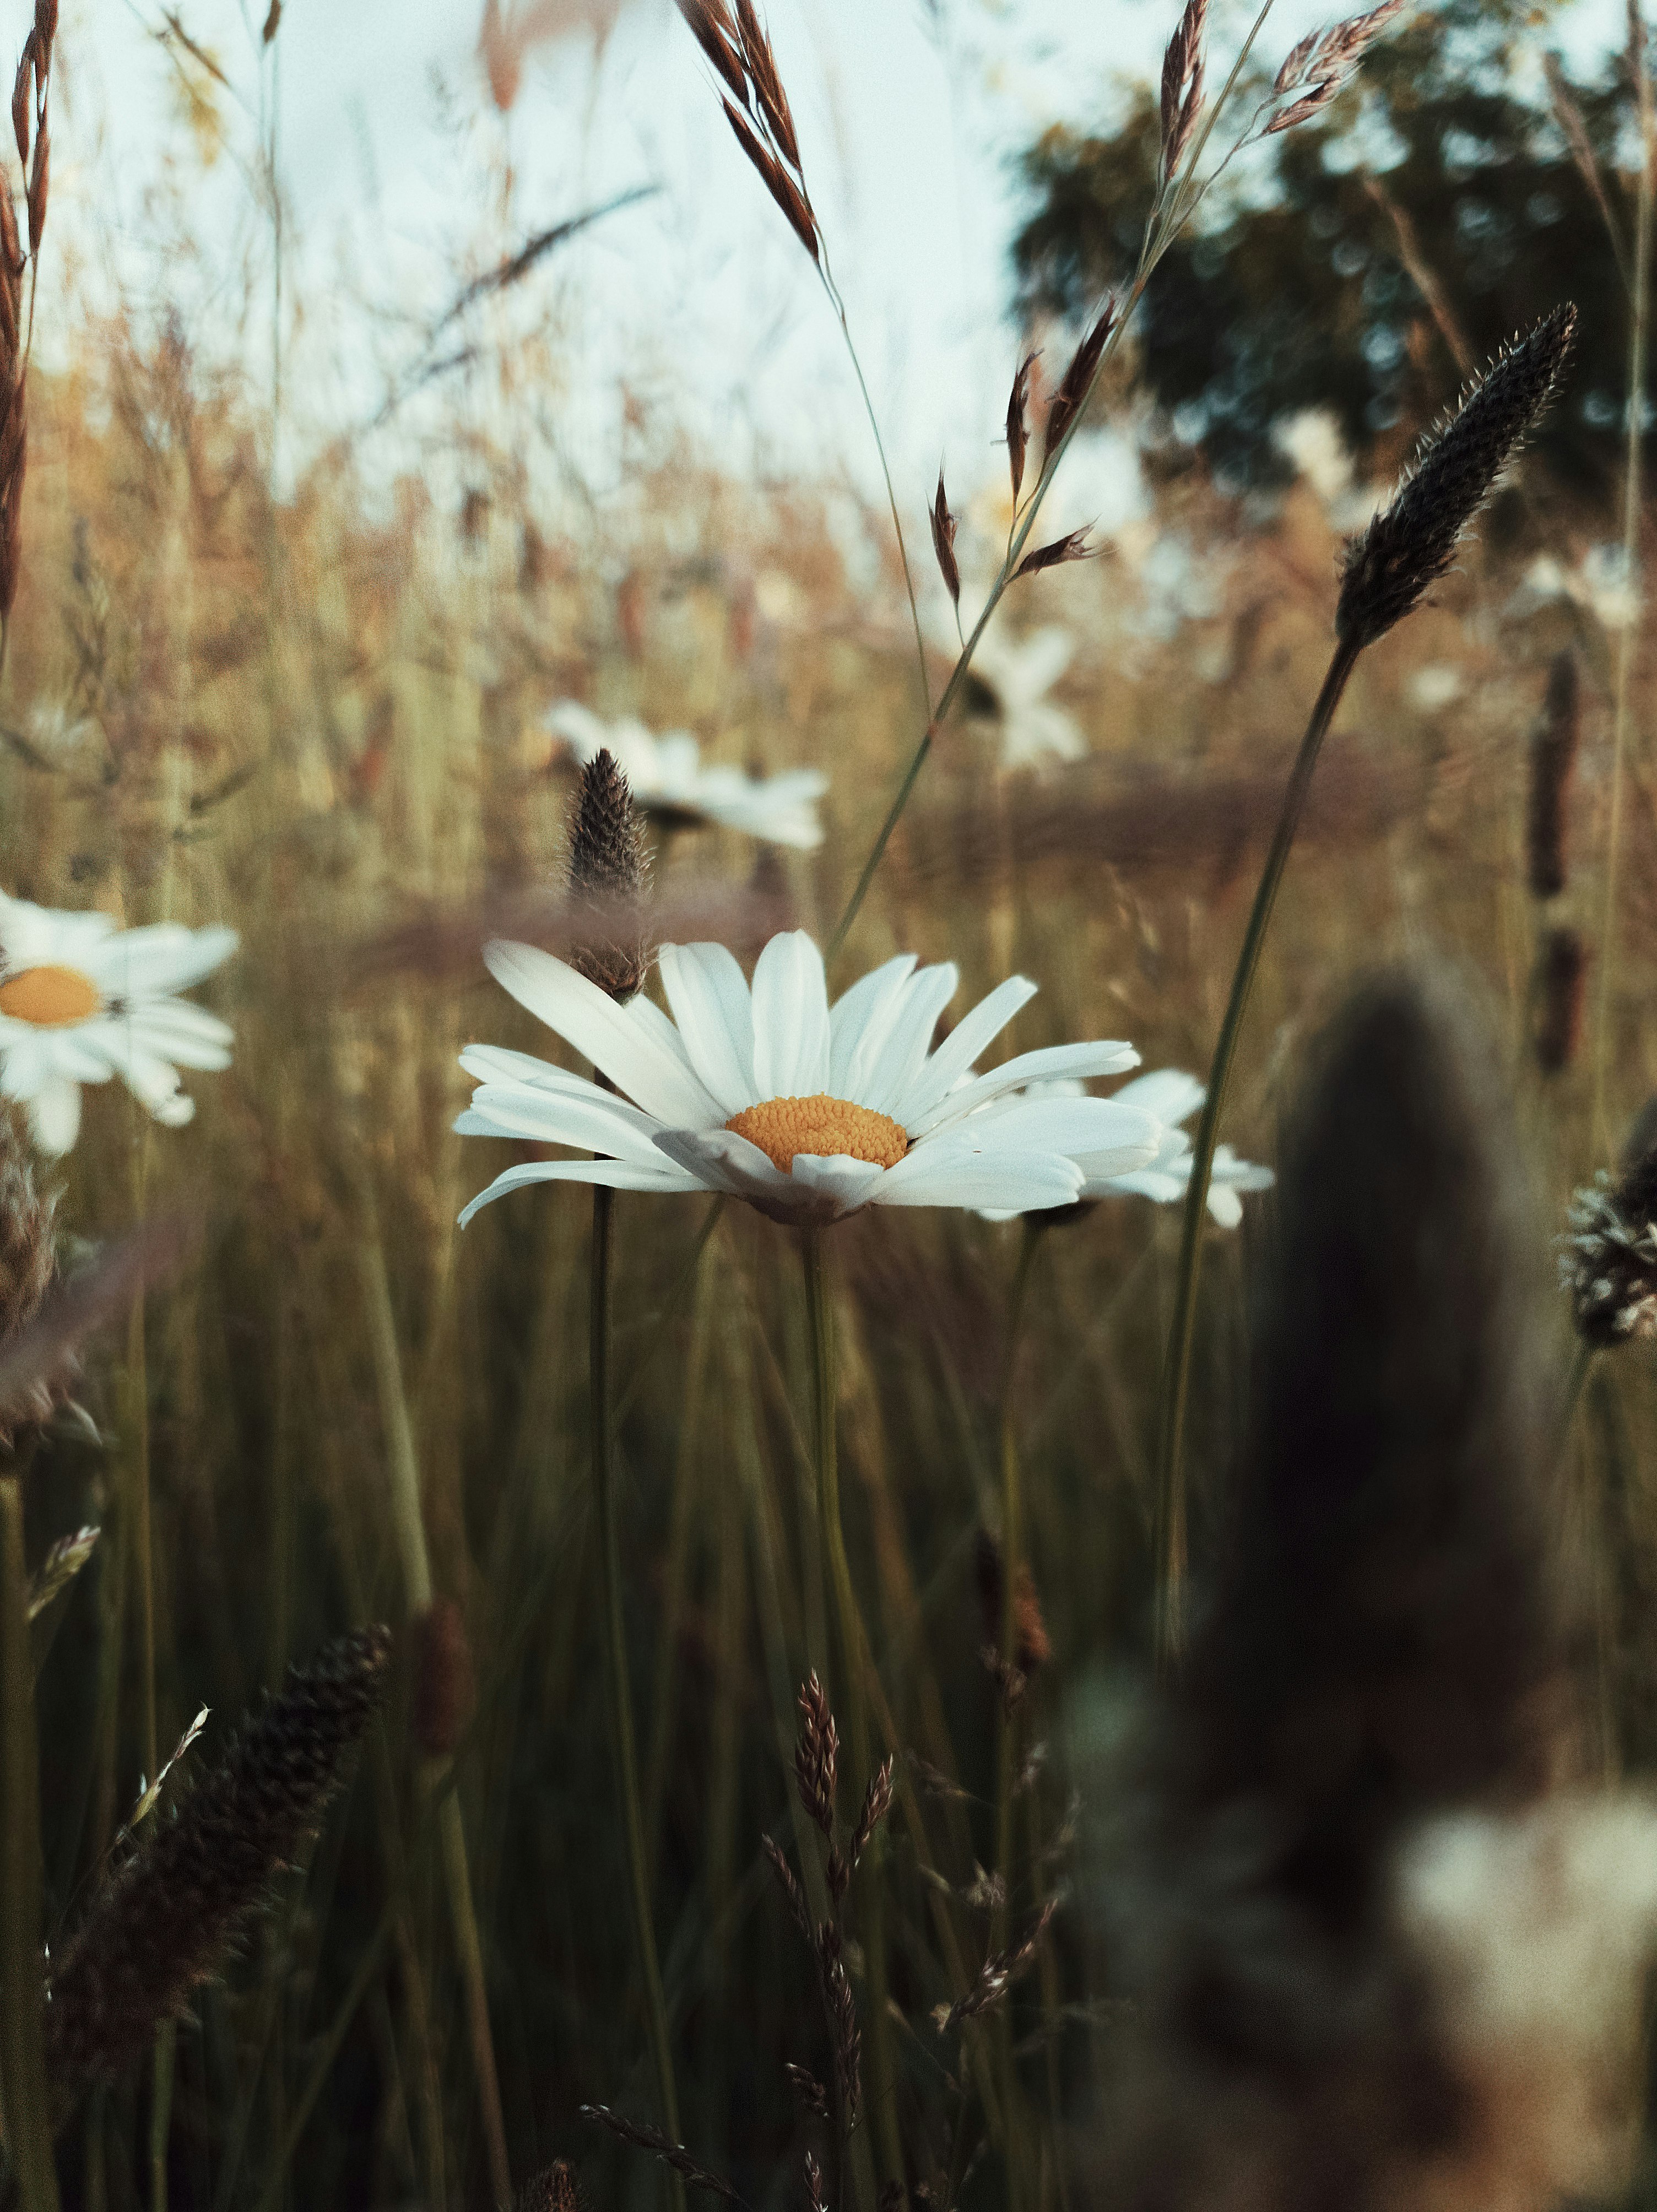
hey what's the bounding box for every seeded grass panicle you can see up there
[1337,305,1579,649]
[44,1625,391,2109]
[1562,1096,1657,1348]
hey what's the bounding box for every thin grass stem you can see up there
[0,1474,58,2212]
[1592,47,1654,1151]
[590,1184,686,2212]
[1152,637,1361,1669]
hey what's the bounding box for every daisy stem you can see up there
[800,1224,881,2212]
[589,1184,686,2212]
[0,1473,59,2212]
[1152,636,1361,1673]
[992,1217,1043,2212]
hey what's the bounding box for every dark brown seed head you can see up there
[675,0,749,103]
[721,96,817,259]
[1534,923,1587,1075]
[1014,527,1095,581]
[794,1669,838,1837]
[25,118,45,255]
[930,470,960,607]
[1336,305,1578,649]
[45,1627,392,2107]
[804,2151,827,2212]
[10,47,28,167]
[1160,0,1208,174]
[1007,350,1036,503]
[409,1595,474,1759]
[974,1527,1052,1679]
[1525,649,1580,901]
[1044,297,1117,456]
[516,2161,585,2212]
[567,747,650,1002]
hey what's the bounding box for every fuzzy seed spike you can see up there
[1337,304,1578,648]
[44,1627,392,2107]
[566,747,651,1003]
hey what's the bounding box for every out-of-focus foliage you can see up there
[1012,0,1638,487]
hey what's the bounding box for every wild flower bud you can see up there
[1336,304,1578,649]
[410,1594,474,1759]
[45,1626,392,2107]
[1526,649,1580,901]
[566,746,649,1003]
[1534,924,1587,1075]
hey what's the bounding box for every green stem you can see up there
[591,1185,685,2212]
[1152,638,1361,1670]
[992,1219,1042,2212]
[799,1227,879,2212]
[1592,68,1654,1153]
[0,1475,58,2212]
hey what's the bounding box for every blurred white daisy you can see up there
[979,1068,1272,1227]
[456,930,1160,1228]
[1092,1067,1274,1227]
[546,702,827,848]
[0,894,238,1155]
[962,625,1084,770]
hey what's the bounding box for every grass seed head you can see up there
[566,746,651,1002]
[45,1626,392,2107]
[1336,304,1578,648]
[794,1670,838,1836]
[1006,350,1036,503]
[930,470,960,606]
[1044,298,1117,457]
[516,2161,586,2212]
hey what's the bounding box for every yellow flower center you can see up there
[725,1092,909,1174]
[0,964,102,1027]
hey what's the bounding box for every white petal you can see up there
[88,923,238,998]
[544,701,610,765]
[1114,1067,1204,1128]
[483,940,719,1125]
[102,1003,234,1071]
[858,963,959,1116]
[28,1077,81,1156]
[1087,1166,1187,1203]
[830,956,917,1096]
[874,1145,1082,1212]
[658,942,756,1114]
[458,1045,616,1103]
[911,1039,1140,1135]
[1206,1185,1244,1229]
[1211,1146,1276,1194]
[653,1124,795,1209]
[0,1032,48,1098]
[979,1097,1160,1167]
[1006,625,1074,701]
[786,1153,887,1217]
[459,1154,698,1228]
[458,1082,670,1165]
[829,955,916,1094]
[895,975,1037,1123]
[750,932,830,1099]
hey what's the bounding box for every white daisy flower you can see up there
[978,1069,1273,1227]
[0,893,238,1156]
[963,625,1084,770]
[1071,1067,1274,1227]
[546,702,827,849]
[455,930,1161,1228]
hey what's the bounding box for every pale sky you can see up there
[41,0,1633,533]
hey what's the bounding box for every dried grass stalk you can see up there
[580,2105,749,2208]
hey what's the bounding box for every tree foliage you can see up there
[1011,0,1638,489]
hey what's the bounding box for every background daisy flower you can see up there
[546,701,828,848]
[1092,1067,1275,1227]
[963,624,1085,770]
[0,893,238,1154]
[456,929,1160,1227]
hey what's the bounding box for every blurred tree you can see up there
[1011,0,1639,489]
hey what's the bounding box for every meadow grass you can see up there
[0,10,1651,2209]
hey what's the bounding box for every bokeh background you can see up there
[11,0,1657,2205]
